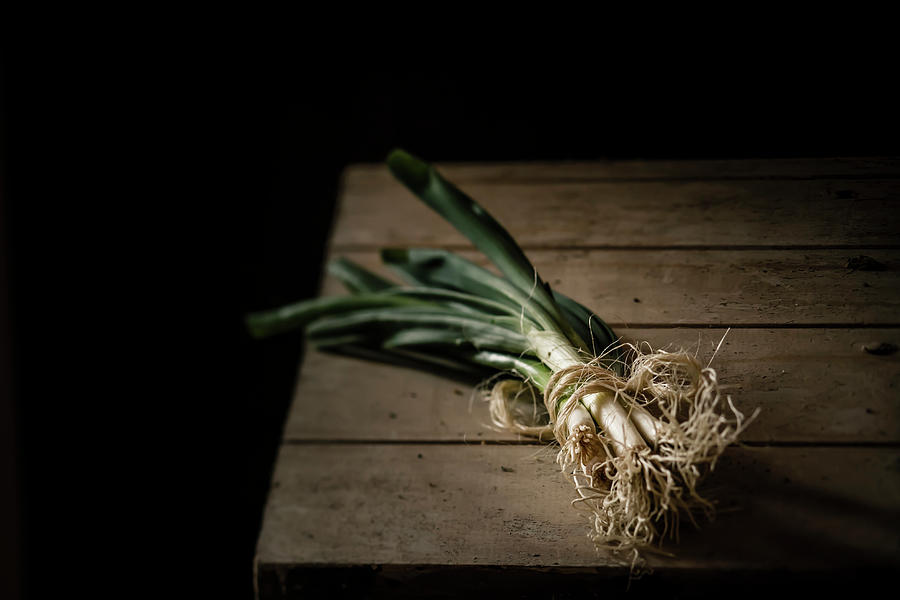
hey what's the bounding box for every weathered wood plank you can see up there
[256,562,897,600]
[320,249,900,326]
[342,157,900,186]
[283,329,900,444]
[256,445,900,574]
[254,160,900,598]
[333,176,900,249]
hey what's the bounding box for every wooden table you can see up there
[255,158,900,598]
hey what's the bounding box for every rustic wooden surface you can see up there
[255,157,900,599]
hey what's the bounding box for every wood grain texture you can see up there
[284,329,900,444]
[320,249,900,326]
[257,444,900,571]
[257,158,900,598]
[333,176,900,249]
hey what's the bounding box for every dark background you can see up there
[2,45,898,598]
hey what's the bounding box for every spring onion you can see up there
[247,149,756,568]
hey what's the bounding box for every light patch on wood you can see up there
[321,249,900,326]
[333,176,900,248]
[284,328,900,444]
[257,444,900,570]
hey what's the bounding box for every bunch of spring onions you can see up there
[247,149,755,567]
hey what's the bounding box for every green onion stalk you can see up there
[247,150,756,568]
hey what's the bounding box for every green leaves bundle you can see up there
[247,150,755,567]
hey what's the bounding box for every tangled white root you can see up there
[486,378,555,442]
[487,343,758,567]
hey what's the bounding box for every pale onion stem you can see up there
[582,391,646,455]
[528,329,651,455]
[619,400,661,447]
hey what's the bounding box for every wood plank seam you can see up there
[398,174,900,183]
[340,157,900,183]
[279,439,900,448]
[330,243,900,252]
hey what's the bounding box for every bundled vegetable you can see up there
[247,150,755,567]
